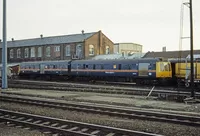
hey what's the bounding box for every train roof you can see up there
[20,60,71,65]
[72,58,165,63]
[0,63,20,68]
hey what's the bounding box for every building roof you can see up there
[114,43,142,46]
[0,32,96,48]
[143,50,200,59]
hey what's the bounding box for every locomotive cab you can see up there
[156,61,172,78]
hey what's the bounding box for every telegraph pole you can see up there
[189,0,195,98]
[2,0,8,89]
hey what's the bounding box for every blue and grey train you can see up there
[19,58,172,85]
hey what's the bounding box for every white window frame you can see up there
[106,46,110,54]
[24,48,29,58]
[38,47,42,57]
[65,45,71,56]
[17,48,21,58]
[46,46,51,57]
[31,47,35,58]
[89,45,94,56]
[54,46,60,52]
[76,44,82,56]
[10,49,14,58]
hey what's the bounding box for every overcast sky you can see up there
[0,0,200,52]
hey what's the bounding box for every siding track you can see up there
[1,95,200,127]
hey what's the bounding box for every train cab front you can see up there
[156,61,172,84]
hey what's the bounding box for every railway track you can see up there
[0,109,159,136]
[4,79,200,99]
[1,94,200,127]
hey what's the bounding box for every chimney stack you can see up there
[162,46,166,52]
[12,38,14,41]
[40,34,43,39]
[81,30,84,34]
[0,39,1,42]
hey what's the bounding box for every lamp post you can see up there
[189,0,195,98]
[2,0,8,89]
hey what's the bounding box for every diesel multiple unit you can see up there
[4,58,200,88]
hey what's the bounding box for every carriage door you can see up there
[40,64,45,74]
[138,63,149,76]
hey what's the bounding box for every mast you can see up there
[189,0,195,98]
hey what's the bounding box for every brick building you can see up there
[0,30,114,63]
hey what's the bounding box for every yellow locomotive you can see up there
[171,59,200,87]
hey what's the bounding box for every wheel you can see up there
[185,81,190,88]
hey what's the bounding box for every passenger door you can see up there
[138,63,149,77]
[40,64,45,74]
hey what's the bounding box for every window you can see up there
[106,46,110,54]
[65,45,71,56]
[89,45,94,55]
[38,47,42,57]
[24,48,29,58]
[46,46,50,57]
[93,64,96,70]
[54,46,60,52]
[17,49,21,58]
[31,47,35,57]
[10,49,14,58]
[76,44,82,57]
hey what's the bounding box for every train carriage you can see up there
[0,63,20,79]
[70,58,172,84]
[170,59,200,87]
[19,60,71,80]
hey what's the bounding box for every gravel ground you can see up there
[3,88,200,113]
[0,123,46,136]
[0,101,200,136]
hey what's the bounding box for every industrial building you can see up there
[114,43,142,56]
[0,30,114,63]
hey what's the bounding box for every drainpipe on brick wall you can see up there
[99,31,102,55]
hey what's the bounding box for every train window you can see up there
[113,64,116,69]
[132,64,137,70]
[119,64,121,70]
[164,63,169,71]
[151,63,156,70]
[86,65,88,69]
[101,65,104,69]
[93,64,96,70]
[123,64,131,70]
[32,65,35,69]
[53,65,57,69]
[83,64,86,69]
[160,63,164,71]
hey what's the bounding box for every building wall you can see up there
[118,43,143,56]
[2,31,114,63]
[85,31,114,59]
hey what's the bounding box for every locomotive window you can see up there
[164,63,169,71]
[93,64,96,70]
[160,63,164,71]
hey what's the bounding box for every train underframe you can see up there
[19,73,172,86]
